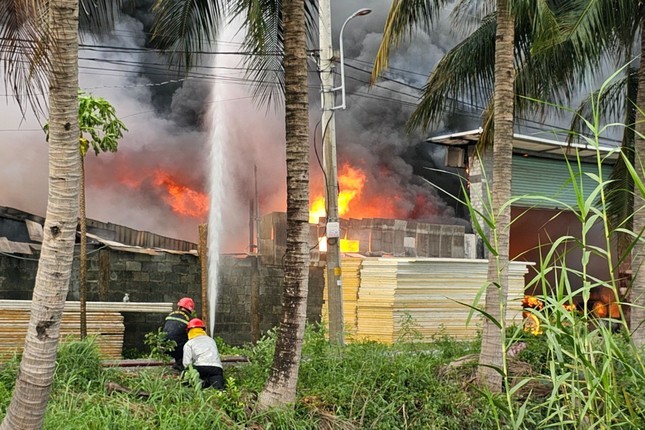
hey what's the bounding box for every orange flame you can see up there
[309,164,366,223]
[153,171,209,219]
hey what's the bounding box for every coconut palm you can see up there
[373,0,519,392]
[150,0,315,406]
[256,0,310,406]
[373,0,645,384]
[44,92,128,339]
[0,2,81,428]
[0,2,126,428]
[524,0,645,346]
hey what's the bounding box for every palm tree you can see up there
[256,0,310,407]
[0,2,126,427]
[373,0,517,392]
[0,2,81,428]
[537,0,645,346]
[44,93,127,338]
[373,0,645,380]
[477,0,515,393]
[151,0,315,406]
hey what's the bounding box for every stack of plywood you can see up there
[0,301,172,360]
[322,256,363,338]
[355,258,531,343]
[0,310,124,359]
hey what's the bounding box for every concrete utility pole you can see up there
[319,0,344,346]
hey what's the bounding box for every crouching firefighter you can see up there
[183,318,225,390]
[162,297,195,371]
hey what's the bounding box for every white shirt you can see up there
[182,335,223,369]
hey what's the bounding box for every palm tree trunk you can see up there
[0,1,80,429]
[631,19,645,347]
[257,0,310,409]
[477,0,515,392]
[80,157,87,339]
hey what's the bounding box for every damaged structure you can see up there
[0,205,324,357]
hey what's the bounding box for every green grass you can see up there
[0,322,643,429]
[0,331,498,429]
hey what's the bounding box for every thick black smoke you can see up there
[320,0,473,224]
[0,0,478,249]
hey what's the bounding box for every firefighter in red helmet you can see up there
[183,318,225,389]
[162,297,195,371]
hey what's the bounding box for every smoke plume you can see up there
[0,0,474,251]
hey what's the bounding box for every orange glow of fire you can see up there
[309,164,366,223]
[153,171,209,219]
[319,238,360,253]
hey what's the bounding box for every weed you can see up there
[144,328,176,360]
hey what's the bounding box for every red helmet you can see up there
[187,318,205,331]
[177,297,195,312]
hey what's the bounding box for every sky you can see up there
[0,0,483,251]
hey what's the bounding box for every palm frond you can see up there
[567,69,636,143]
[79,0,132,35]
[151,0,224,71]
[407,13,496,132]
[0,0,49,116]
[478,97,495,151]
[231,0,316,109]
[526,0,563,53]
[372,0,453,83]
[450,0,494,35]
[559,0,639,61]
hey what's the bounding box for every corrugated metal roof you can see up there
[427,130,620,162]
[0,237,32,254]
[0,206,198,253]
[86,233,198,256]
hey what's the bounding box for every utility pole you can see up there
[319,0,344,346]
[255,164,261,255]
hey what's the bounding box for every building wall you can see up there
[218,255,324,345]
[0,253,38,300]
[0,249,324,354]
[260,212,467,264]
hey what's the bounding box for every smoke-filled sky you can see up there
[0,0,478,251]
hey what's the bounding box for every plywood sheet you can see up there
[0,310,125,360]
[348,258,532,343]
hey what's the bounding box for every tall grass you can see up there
[0,327,501,429]
[470,69,645,429]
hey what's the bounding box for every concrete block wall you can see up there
[217,255,324,345]
[67,247,201,352]
[0,253,38,300]
[0,248,324,354]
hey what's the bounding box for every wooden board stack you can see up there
[355,258,532,343]
[0,310,125,359]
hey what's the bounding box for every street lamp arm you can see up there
[332,8,372,111]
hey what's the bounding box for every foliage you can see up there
[0,319,642,428]
[464,71,645,429]
[144,329,177,360]
[0,355,19,414]
[53,337,104,392]
[0,327,497,429]
[43,91,128,156]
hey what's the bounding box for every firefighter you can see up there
[183,318,225,390]
[162,297,195,371]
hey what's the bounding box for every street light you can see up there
[332,8,372,110]
[318,5,372,345]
